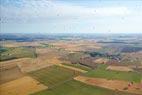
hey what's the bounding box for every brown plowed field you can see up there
[0,67,24,84]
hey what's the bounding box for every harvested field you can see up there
[35,48,63,64]
[0,67,24,84]
[17,48,64,72]
[36,48,57,57]
[16,58,53,73]
[106,65,134,72]
[50,40,101,52]
[0,58,32,70]
[0,58,44,73]
[74,76,142,95]
[0,47,66,73]
[0,76,47,95]
[2,48,64,73]
[17,61,53,73]
[94,58,109,64]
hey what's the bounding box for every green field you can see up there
[30,65,139,95]
[29,65,81,88]
[0,47,37,61]
[32,80,136,95]
[84,64,142,83]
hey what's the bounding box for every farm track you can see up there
[56,64,88,73]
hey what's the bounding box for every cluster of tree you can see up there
[87,52,121,61]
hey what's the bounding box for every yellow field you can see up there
[50,40,101,52]
[93,58,109,64]
[0,76,48,95]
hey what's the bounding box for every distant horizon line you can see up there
[1,32,142,35]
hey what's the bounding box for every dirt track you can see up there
[56,64,87,73]
[74,76,142,95]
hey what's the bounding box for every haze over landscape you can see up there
[1,0,142,34]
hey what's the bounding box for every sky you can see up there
[0,0,142,34]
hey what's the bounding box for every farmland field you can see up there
[0,47,37,61]
[84,64,142,83]
[0,66,24,84]
[74,76,142,94]
[32,80,137,95]
[0,76,47,95]
[0,33,142,95]
[29,65,81,88]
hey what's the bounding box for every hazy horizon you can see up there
[1,0,142,34]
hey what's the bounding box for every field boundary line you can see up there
[55,64,88,73]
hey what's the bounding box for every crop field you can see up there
[29,64,141,95]
[0,76,47,95]
[84,64,142,83]
[0,34,142,95]
[29,65,81,88]
[49,40,101,52]
[106,65,134,72]
[0,66,24,84]
[0,47,37,61]
[32,80,136,95]
[74,76,142,94]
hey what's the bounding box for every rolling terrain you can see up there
[0,34,142,95]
